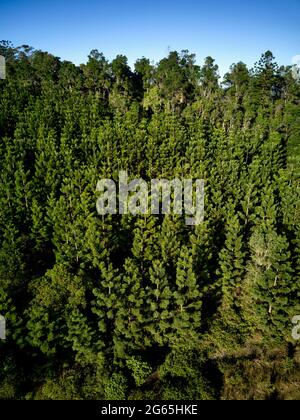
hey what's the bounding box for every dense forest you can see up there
[0,40,300,400]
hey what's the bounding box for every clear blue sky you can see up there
[1,0,300,76]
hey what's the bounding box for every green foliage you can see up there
[104,373,128,400]
[0,42,299,400]
[126,356,152,387]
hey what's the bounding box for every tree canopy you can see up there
[0,41,300,400]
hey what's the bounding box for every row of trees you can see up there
[0,41,299,399]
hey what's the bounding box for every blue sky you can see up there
[1,0,300,75]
